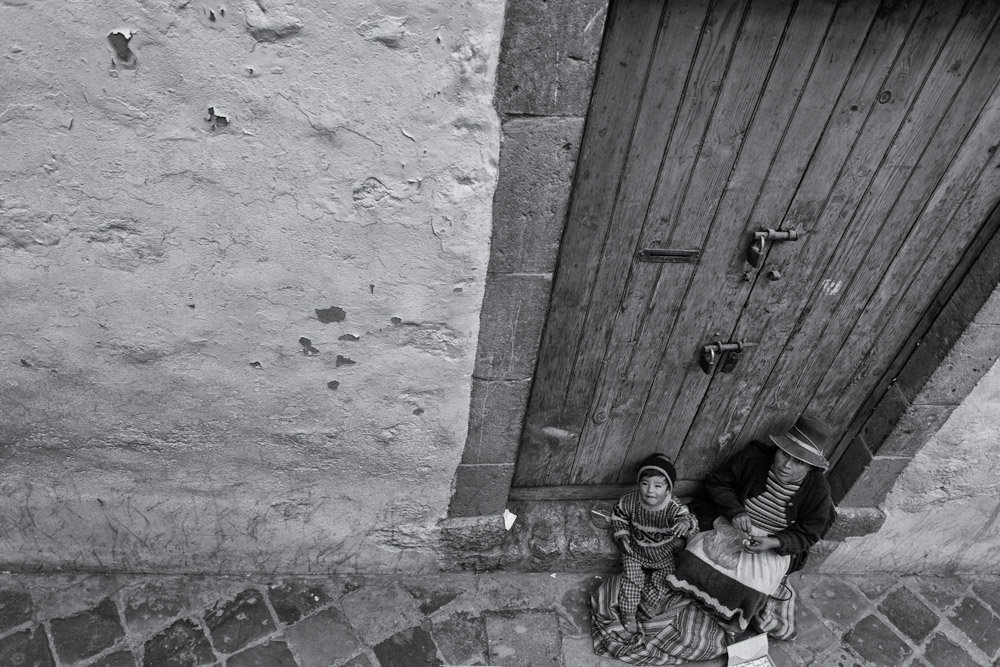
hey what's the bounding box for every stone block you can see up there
[438,514,509,551]
[204,588,275,655]
[910,578,970,613]
[267,579,332,625]
[430,612,488,666]
[484,610,563,667]
[490,118,585,274]
[828,436,873,504]
[973,288,1000,325]
[895,299,974,403]
[448,463,515,517]
[826,506,887,541]
[49,597,125,664]
[923,632,983,667]
[947,595,1000,656]
[971,579,1000,616]
[798,577,870,630]
[92,652,138,667]
[340,584,424,647]
[877,403,955,457]
[226,641,298,667]
[0,628,54,667]
[843,614,912,666]
[0,589,33,633]
[495,0,607,116]
[877,586,938,643]
[285,608,361,667]
[840,456,911,508]
[911,323,1000,406]
[373,624,443,667]
[142,619,215,667]
[860,385,911,452]
[123,582,188,636]
[474,273,552,381]
[463,377,532,464]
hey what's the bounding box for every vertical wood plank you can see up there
[571,0,803,483]
[674,0,943,476]
[734,0,976,452]
[550,0,715,484]
[676,0,881,470]
[818,25,1000,427]
[512,0,667,486]
[668,0,946,468]
[561,0,753,484]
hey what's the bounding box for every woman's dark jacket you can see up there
[690,440,834,573]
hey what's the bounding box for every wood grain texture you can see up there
[726,0,961,454]
[568,0,758,484]
[513,0,666,486]
[815,9,1000,431]
[740,0,991,448]
[512,0,1000,494]
[678,0,882,474]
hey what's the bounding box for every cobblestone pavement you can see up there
[0,571,997,666]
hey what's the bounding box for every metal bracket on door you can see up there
[699,340,753,374]
[747,228,799,268]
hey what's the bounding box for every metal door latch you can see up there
[747,228,799,268]
[699,340,752,374]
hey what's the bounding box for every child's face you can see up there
[638,475,670,508]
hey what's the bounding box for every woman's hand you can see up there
[731,513,753,534]
[742,536,781,554]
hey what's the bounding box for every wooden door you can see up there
[512,0,1000,496]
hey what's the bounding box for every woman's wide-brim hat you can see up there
[769,416,831,470]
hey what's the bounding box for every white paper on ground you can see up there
[502,508,517,530]
[726,633,769,666]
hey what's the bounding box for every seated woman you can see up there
[591,416,834,664]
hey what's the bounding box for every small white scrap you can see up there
[502,508,517,530]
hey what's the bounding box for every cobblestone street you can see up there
[0,571,997,666]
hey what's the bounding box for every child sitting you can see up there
[611,453,698,634]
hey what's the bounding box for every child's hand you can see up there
[624,618,639,634]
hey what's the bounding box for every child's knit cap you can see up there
[637,453,677,489]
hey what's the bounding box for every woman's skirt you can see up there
[665,518,790,632]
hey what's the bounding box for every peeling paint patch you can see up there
[107,29,137,67]
[315,306,347,323]
[335,355,356,367]
[327,380,339,390]
[412,407,424,416]
[357,15,409,49]
[338,334,360,342]
[298,337,319,355]
[821,278,843,296]
[352,177,391,209]
[86,220,166,272]
[249,361,262,368]
[244,1,303,42]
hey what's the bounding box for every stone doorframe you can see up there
[448,0,1000,541]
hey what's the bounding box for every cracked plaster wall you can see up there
[0,0,504,572]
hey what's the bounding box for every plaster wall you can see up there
[0,0,504,572]
[823,287,1000,574]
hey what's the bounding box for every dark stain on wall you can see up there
[316,306,347,323]
[298,337,319,355]
[335,355,356,367]
[327,380,340,390]
[338,334,359,342]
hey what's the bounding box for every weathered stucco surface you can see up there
[823,292,1000,574]
[0,0,503,572]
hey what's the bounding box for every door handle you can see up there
[699,340,754,374]
[747,229,799,268]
